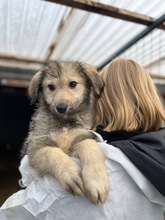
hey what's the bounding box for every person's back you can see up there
[94,57,165,219]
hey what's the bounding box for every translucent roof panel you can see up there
[0,0,68,57]
[0,0,164,82]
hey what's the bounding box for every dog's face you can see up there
[28,61,103,117]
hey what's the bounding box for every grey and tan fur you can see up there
[22,61,109,204]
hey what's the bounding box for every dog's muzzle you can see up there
[56,104,67,114]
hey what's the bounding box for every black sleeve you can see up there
[110,130,165,197]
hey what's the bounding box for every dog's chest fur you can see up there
[27,106,94,155]
[50,127,93,155]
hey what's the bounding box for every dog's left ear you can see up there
[28,71,43,104]
[82,64,104,96]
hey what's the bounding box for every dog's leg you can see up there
[73,139,109,204]
[28,146,85,196]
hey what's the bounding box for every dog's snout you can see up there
[56,104,67,114]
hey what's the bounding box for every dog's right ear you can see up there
[82,64,104,97]
[28,71,43,104]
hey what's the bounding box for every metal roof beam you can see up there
[0,54,48,65]
[44,0,165,30]
[0,66,36,81]
[145,56,165,69]
[0,79,30,88]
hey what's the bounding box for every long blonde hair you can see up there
[96,58,165,132]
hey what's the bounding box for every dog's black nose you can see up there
[56,104,67,114]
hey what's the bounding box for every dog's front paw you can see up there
[82,164,109,205]
[57,159,85,196]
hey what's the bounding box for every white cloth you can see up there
[0,133,165,220]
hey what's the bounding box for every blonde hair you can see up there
[96,58,165,132]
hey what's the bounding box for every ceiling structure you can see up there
[0,0,165,88]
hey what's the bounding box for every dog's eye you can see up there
[48,84,55,91]
[69,81,77,88]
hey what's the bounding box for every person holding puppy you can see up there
[95,58,165,199]
[0,58,165,220]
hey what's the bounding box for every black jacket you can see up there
[96,126,165,197]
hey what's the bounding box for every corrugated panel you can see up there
[0,0,68,57]
[0,0,164,80]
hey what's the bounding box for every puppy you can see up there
[22,61,109,204]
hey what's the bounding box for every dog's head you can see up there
[28,61,103,116]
